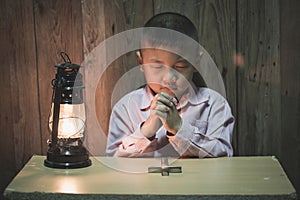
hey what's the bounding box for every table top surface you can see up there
[4,156,296,198]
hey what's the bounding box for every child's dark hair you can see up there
[144,12,199,42]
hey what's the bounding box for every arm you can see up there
[168,96,234,158]
[106,104,157,157]
[106,90,181,157]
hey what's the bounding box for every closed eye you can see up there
[175,65,188,69]
[150,63,164,69]
[174,63,190,71]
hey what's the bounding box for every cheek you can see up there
[143,69,162,82]
[177,70,194,82]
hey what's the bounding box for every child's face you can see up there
[140,48,195,98]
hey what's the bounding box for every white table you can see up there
[4,156,297,199]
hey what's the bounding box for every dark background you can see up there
[0,0,299,199]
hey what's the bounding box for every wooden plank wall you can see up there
[0,0,299,197]
[0,0,41,195]
[34,0,84,154]
[279,0,300,195]
[237,0,281,156]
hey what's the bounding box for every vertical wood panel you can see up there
[194,0,237,153]
[82,0,128,155]
[82,0,106,155]
[280,0,300,195]
[82,0,106,55]
[0,0,17,194]
[98,0,126,135]
[123,0,154,69]
[123,0,154,29]
[154,0,201,24]
[34,0,83,154]
[0,0,40,195]
[237,0,280,156]
[110,0,153,104]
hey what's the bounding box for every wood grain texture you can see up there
[279,0,300,195]
[123,0,154,29]
[34,0,83,154]
[99,0,126,134]
[193,0,238,153]
[154,0,201,22]
[0,0,17,195]
[123,0,154,70]
[236,0,280,156]
[82,0,106,155]
[110,0,153,104]
[0,0,40,195]
[82,0,128,154]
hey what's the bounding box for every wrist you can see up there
[140,121,157,139]
[167,118,182,136]
[146,134,156,141]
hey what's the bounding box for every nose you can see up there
[162,67,177,85]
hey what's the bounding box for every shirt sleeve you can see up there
[106,104,157,157]
[168,96,234,158]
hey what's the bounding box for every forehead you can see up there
[141,48,186,62]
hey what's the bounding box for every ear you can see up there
[136,51,143,64]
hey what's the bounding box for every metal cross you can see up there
[148,157,182,176]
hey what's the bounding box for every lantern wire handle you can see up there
[60,52,71,63]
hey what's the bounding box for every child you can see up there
[106,12,234,158]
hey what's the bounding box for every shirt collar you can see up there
[140,85,210,111]
[178,86,210,108]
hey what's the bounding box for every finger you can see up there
[159,92,178,106]
[153,110,168,121]
[152,94,174,108]
[150,103,170,112]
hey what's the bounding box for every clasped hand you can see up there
[141,92,182,138]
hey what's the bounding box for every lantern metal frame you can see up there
[44,52,91,169]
